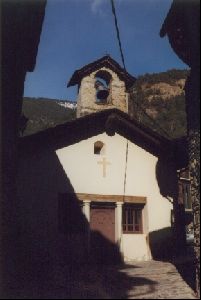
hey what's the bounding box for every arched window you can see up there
[94,141,105,155]
[95,70,112,104]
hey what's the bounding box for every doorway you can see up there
[90,202,120,264]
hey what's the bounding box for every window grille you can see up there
[122,205,143,233]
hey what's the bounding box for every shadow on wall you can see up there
[156,155,178,201]
[156,155,186,251]
[154,156,195,291]
[15,147,157,299]
[149,227,175,261]
[90,231,122,265]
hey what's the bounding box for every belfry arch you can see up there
[67,55,136,118]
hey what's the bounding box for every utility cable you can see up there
[110,0,171,139]
[110,0,171,203]
[111,0,126,70]
[111,0,128,204]
[123,140,129,198]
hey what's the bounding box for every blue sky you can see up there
[24,0,188,101]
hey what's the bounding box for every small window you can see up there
[182,182,192,210]
[122,205,143,233]
[94,141,105,155]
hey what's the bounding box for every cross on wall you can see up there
[97,157,111,178]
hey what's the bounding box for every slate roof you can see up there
[67,56,136,89]
[19,108,188,168]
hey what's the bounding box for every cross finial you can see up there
[104,52,110,57]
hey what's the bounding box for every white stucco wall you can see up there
[122,234,150,261]
[56,132,173,261]
[56,133,127,195]
[125,141,173,232]
[121,203,151,261]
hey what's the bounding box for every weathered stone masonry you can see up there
[76,67,129,117]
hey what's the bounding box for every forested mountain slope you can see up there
[22,98,76,136]
[129,69,189,138]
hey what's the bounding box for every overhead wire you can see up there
[110,0,172,202]
[110,0,128,201]
[111,0,126,70]
[110,0,171,139]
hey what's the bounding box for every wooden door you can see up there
[90,207,115,243]
[90,205,121,264]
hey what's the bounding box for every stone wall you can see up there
[185,69,200,297]
[76,67,129,117]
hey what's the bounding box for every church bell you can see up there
[95,80,109,100]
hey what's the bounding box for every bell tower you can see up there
[67,56,136,118]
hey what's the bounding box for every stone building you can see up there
[160,0,200,296]
[67,56,136,117]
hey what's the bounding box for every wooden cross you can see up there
[97,157,111,178]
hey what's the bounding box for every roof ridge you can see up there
[67,55,136,89]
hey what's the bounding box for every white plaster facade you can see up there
[55,132,173,262]
[17,130,174,266]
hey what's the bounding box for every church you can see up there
[17,56,186,267]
